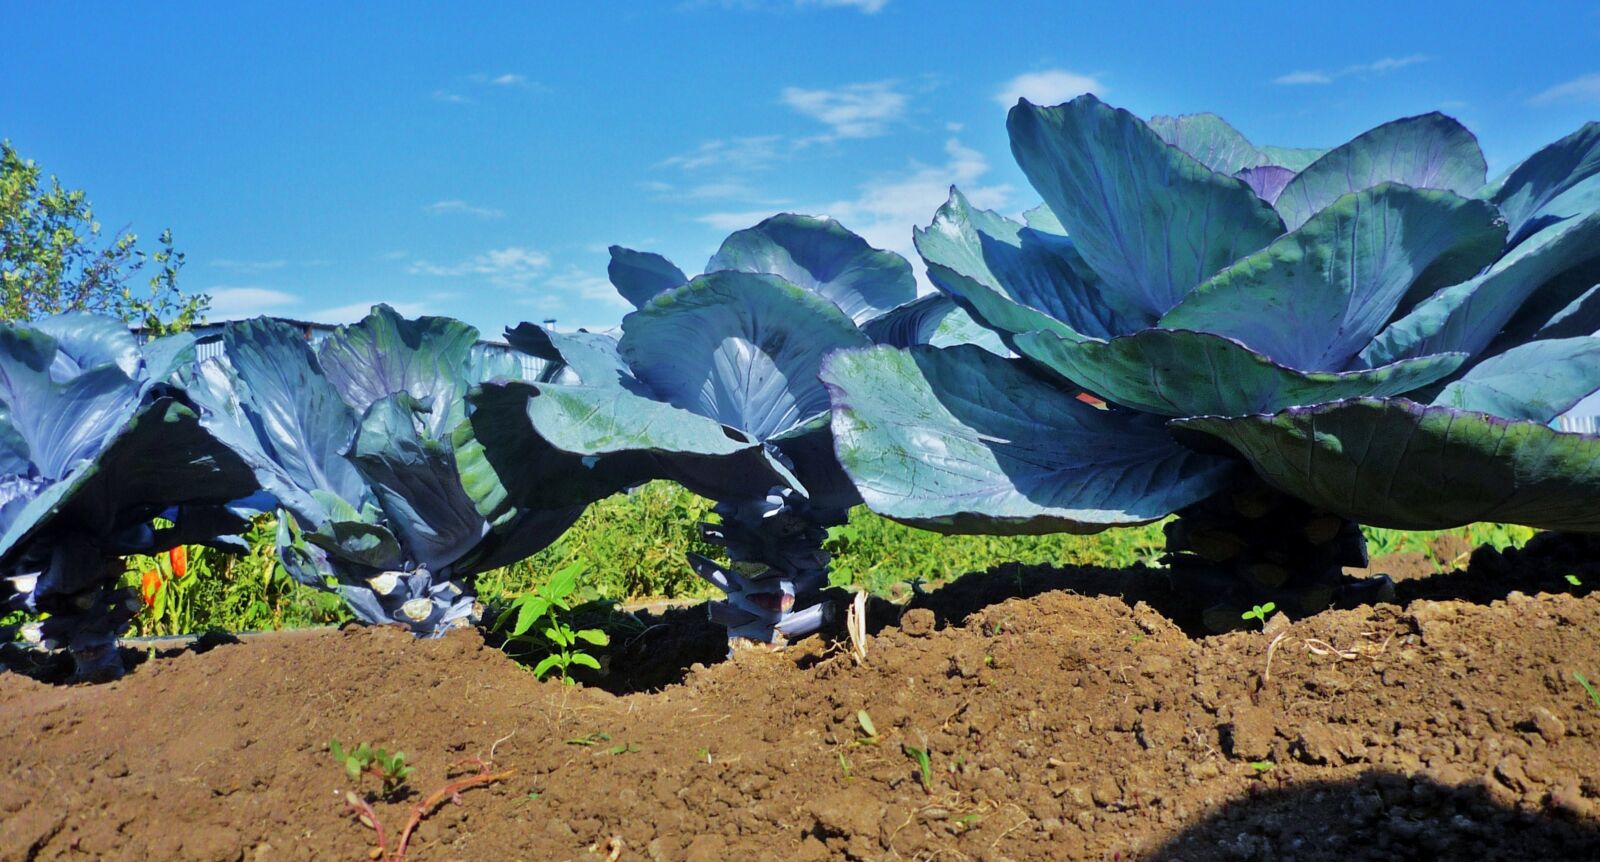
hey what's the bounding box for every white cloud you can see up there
[782,80,907,139]
[463,72,543,91]
[431,89,470,104]
[678,180,785,202]
[313,301,434,324]
[645,178,788,204]
[698,137,1011,289]
[408,246,551,287]
[204,286,300,319]
[796,0,888,12]
[210,258,289,273]
[995,70,1104,108]
[697,208,781,232]
[533,267,632,309]
[423,199,506,219]
[661,136,785,171]
[1273,54,1428,86]
[1272,71,1333,86]
[1357,55,1427,74]
[818,139,1009,265]
[1530,73,1600,106]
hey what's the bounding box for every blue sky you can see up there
[4,1,1599,337]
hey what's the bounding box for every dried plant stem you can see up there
[390,759,514,862]
[343,792,389,857]
[346,758,514,862]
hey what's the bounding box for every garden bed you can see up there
[3,544,1599,861]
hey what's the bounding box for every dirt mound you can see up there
[3,569,1598,861]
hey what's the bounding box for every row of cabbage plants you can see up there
[5,93,1600,680]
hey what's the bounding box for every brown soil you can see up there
[3,546,1599,862]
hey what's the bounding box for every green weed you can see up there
[856,709,879,744]
[1241,602,1276,629]
[1576,672,1600,710]
[1362,522,1535,568]
[329,739,413,800]
[489,561,608,683]
[903,743,933,792]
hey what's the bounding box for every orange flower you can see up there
[140,569,163,606]
[169,545,188,579]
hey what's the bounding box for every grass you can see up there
[1360,522,1535,568]
[0,482,1543,640]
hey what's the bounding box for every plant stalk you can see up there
[689,489,845,647]
[1163,476,1391,631]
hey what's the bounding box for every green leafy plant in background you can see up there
[11,482,1542,646]
[825,509,1168,597]
[36,489,1537,641]
[1361,522,1536,568]
[476,481,722,602]
[490,561,609,682]
[119,516,350,637]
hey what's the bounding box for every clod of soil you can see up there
[3,559,1599,861]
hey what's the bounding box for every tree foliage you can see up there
[0,140,207,332]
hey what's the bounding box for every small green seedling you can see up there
[329,739,414,800]
[1566,574,1583,587]
[903,743,934,793]
[695,747,711,764]
[494,561,609,683]
[1249,760,1275,775]
[955,813,981,830]
[1576,672,1600,710]
[855,710,879,744]
[606,742,641,756]
[333,750,513,862]
[1241,602,1277,629]
[837,751,852,779]
[526,791,542,801]
[563,731,612,747]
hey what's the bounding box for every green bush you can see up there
[476,481,722,603]
[119,516,347,637]
[78,482,1539,638]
